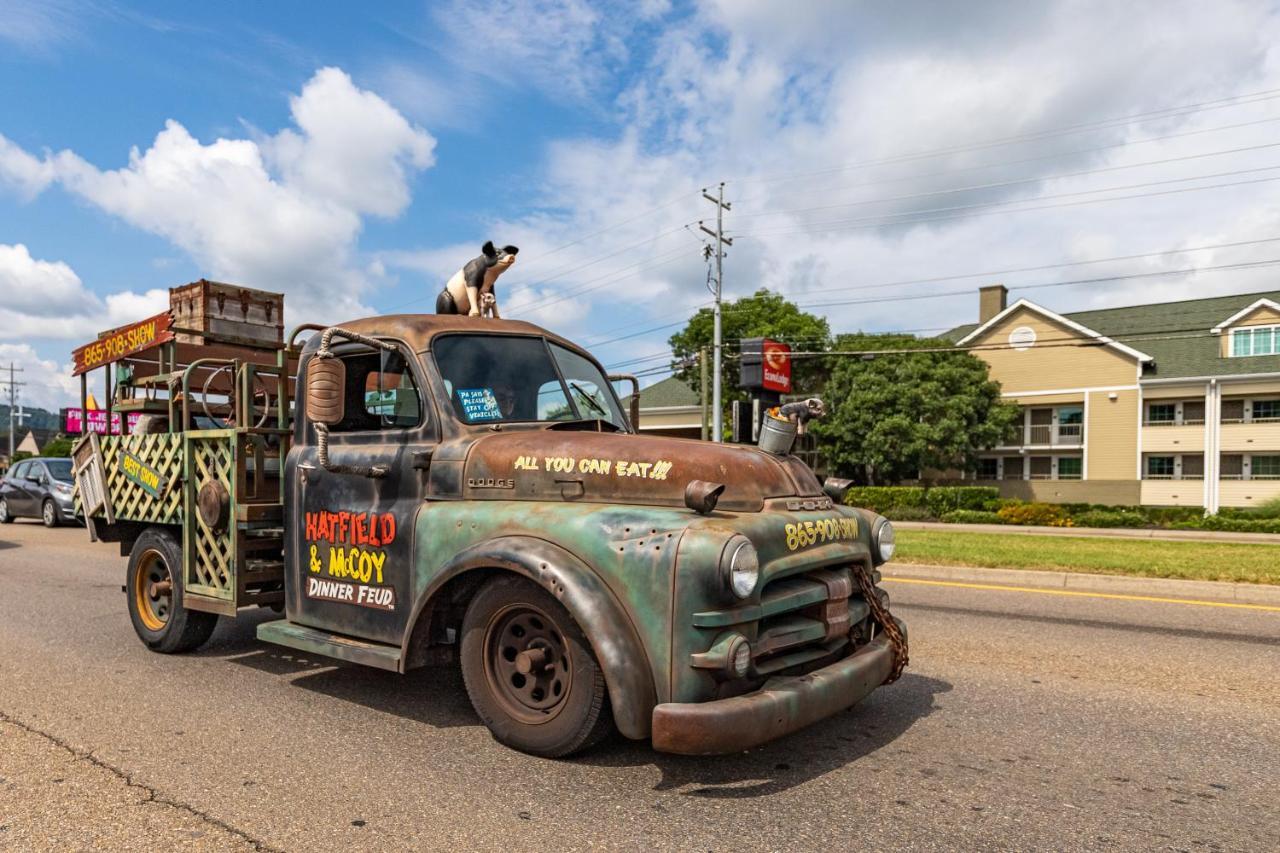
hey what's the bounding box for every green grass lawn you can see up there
[894,529,1280,585]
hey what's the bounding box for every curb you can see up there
[883,562,1280,607]
[893,521,1280,545]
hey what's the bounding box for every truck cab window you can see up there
[328,347,423,432]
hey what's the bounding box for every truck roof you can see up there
[315,314,584,355]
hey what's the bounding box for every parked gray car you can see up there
[0,457,77,527]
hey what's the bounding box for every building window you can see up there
[1029,457,1052,480]
[1181,454,1205,480]
[1146,456,1175,479]
[1057,406,1083,443]
[1252,455,1280,479]
[976,458,999,480]
[1220,454,1244,479]
[1231,325,1279,357]
[1057,457,1082,480]
[1221,399,1245,423]
[1002,459,1024,480]
[1252,399,1280,422]
[1182,400,1205,425]
[1145,403,1176,425]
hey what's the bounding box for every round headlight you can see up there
[875,519,896,563]
[722,536,759,599]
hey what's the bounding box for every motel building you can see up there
[946,285,1280,511]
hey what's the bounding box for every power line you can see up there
[730,85,1280,186]
[730,141,1280,221]
[734,172,1280,238]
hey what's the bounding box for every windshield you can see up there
[44,460,73,481]
[433,334,628,430]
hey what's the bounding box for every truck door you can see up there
[286,342,435,646]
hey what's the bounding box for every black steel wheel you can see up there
[0,497,12,523]
[126,528,218,654]
[41,499,60,528]
[461,576,614,757]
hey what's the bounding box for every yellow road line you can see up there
[882,577,1280,612]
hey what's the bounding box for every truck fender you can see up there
[405,535,658,740]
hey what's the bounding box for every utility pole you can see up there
[2,363,26,461]
[699,183,731,442]
[700,346,709,441]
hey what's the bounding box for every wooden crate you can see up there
[170,280,283,348]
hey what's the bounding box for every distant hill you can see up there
[0,403,61,433]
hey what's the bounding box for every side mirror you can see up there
[609,373,641,432]
[305,356,346,426]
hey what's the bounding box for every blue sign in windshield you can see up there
[457,388,502,423]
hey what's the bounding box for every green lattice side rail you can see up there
[97,434,185,524]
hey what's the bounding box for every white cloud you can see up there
[0,342,77,413]
[395,0,1280,370]
[0,67,436,324]
[0,243,168,343]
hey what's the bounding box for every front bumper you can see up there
[651,619,905,755]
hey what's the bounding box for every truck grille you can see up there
[753,565,871,676]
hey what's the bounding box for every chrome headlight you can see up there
[721,535,759,599]
[874,518,896,564]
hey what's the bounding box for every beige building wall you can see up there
[1140,481,1204,507]
[973,306,1139,391]
[1220,421,1280,452]
[1086,388,1138,480]
[1143,383,1205,401]
[1142,424,1205,453]
[1219,479,1280,507]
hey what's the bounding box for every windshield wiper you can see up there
[569,381,608,417]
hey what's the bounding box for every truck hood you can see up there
[458,429,823,512]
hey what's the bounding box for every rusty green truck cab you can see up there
[261,315,906,755]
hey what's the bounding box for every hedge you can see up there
[1071,510,1148,529]
[1174,516,1280,534]
[940,509,1004,524]
[996,501,1074,527]
[842,486,998,515]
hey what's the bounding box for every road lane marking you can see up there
[882,577,1280,612]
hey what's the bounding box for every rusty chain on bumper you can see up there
[852,563,908,683]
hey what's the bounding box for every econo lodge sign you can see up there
[761,339,792,393]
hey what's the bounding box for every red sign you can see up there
[762,339,792,393]
[72,312,173,376]
[64,408,143,435]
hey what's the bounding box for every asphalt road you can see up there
[1,522,1277,851]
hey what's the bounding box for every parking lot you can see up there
[1,521,1277,851]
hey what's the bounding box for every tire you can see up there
[460,575,615,758]
[0,497,11,523]
[126,528,218,654]
[42,499,60,528]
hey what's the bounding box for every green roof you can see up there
[620,375,700,409]
[945,289,1280,380]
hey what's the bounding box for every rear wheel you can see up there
[126,528,218,653]
[41,499,60,528]
[0,497,11,523]
[460,576,614,757]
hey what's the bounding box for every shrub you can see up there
[996,501,1074,527]
[843,487,926,513]
[1245,496,1280,519]
[881,505,937,522]
[940,509,1004,525]
[1071,510,1148,529]
[923,486,1000,516]
[1174,515,1280,534]
[1140,506,1205,526]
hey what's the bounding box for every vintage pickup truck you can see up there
[73,287,906,757]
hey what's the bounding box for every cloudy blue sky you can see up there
[3,0,1280,408]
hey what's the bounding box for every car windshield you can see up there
[433,334,628,430]
[44,459,73,481]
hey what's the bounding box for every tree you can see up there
[669,289,832,411]
[41,437,74,458]
[812,334,1019,485]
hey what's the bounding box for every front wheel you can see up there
[126,528,218,653]
[460,576,614,757]
[0,497,12,523]
[42,499,60,528]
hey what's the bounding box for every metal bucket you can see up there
[758,412,797,455]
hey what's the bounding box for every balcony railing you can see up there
[1017,424,1083,445]
[1144,418,1205,426]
